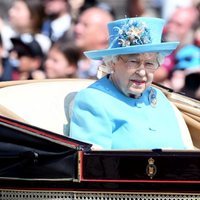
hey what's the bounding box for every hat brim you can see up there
[84,42,179,60]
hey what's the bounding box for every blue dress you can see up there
[69,76,186,150]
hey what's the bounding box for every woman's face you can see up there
[111,53,159,98]
[45,47,76,78]
[9,0,31,32]
[9,50,38,72]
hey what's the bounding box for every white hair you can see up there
[96,55,117,79]
[157,53,165,65]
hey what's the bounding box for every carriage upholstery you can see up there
[0,79,94,135]
[0,79,199,148]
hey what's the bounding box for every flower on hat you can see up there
[114,19,152,47]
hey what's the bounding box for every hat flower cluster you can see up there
[115,19,152,47]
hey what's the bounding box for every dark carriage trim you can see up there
[81,178,200,184]
[81,150,200,183]
[0,115,91,150]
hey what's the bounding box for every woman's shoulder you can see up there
[75,84,103,102]
[74,77,115,106]
[151,85,168,98]
[77,77,109,95]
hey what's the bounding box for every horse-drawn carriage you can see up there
[0,79,200,199]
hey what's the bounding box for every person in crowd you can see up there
[41,0,73,43]
[0,16,16,55]
[44,40,80,79]
[73,6,114,79]
[9,0,45,35]
[0,33,12,81]
[69,17,193,150]
[0,33,8,81]
[181,72,200,100]
[3,0,51,80]
[126,0,148,17]
[7,34,49,80]
[153,7,199,87]
[8,0,51,52]
[68,0,97,22]
[179,3,200,100]
[194,2,200,48]
[0,33,3,78]
[0,0,46,56]
[170,45,200,93]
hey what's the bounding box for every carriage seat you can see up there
[0,79,94,135]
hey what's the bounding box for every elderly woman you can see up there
[69,17,193,150]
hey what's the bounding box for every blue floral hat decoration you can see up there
[84,17,179,60]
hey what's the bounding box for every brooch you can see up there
[149,88,157,107]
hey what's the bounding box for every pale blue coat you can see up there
[69,76,186,150]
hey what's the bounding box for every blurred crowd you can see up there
[0,0,199,99]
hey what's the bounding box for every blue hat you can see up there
[175,45,200,70]
[84,17,179,60]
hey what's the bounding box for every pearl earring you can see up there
[110,67,114,74]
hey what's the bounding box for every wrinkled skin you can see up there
[110,53,159,98]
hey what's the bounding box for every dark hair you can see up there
[79,1,115,19]
[51,41,81,66]
[0,33,2,46]
[79,0,98,13]
[181,72,200,100]
[21,0,45,33]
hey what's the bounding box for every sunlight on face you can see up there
[9,1,31,31]
[111,53,159,98]
[45,47,72,78]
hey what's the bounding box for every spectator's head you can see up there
[163,7,198,45]
[193,2,200,47]
[10,34,51,72]
[43,0,70,19]
[45,41,80,78]
[9,0,45,34]
[74,7,114,52]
